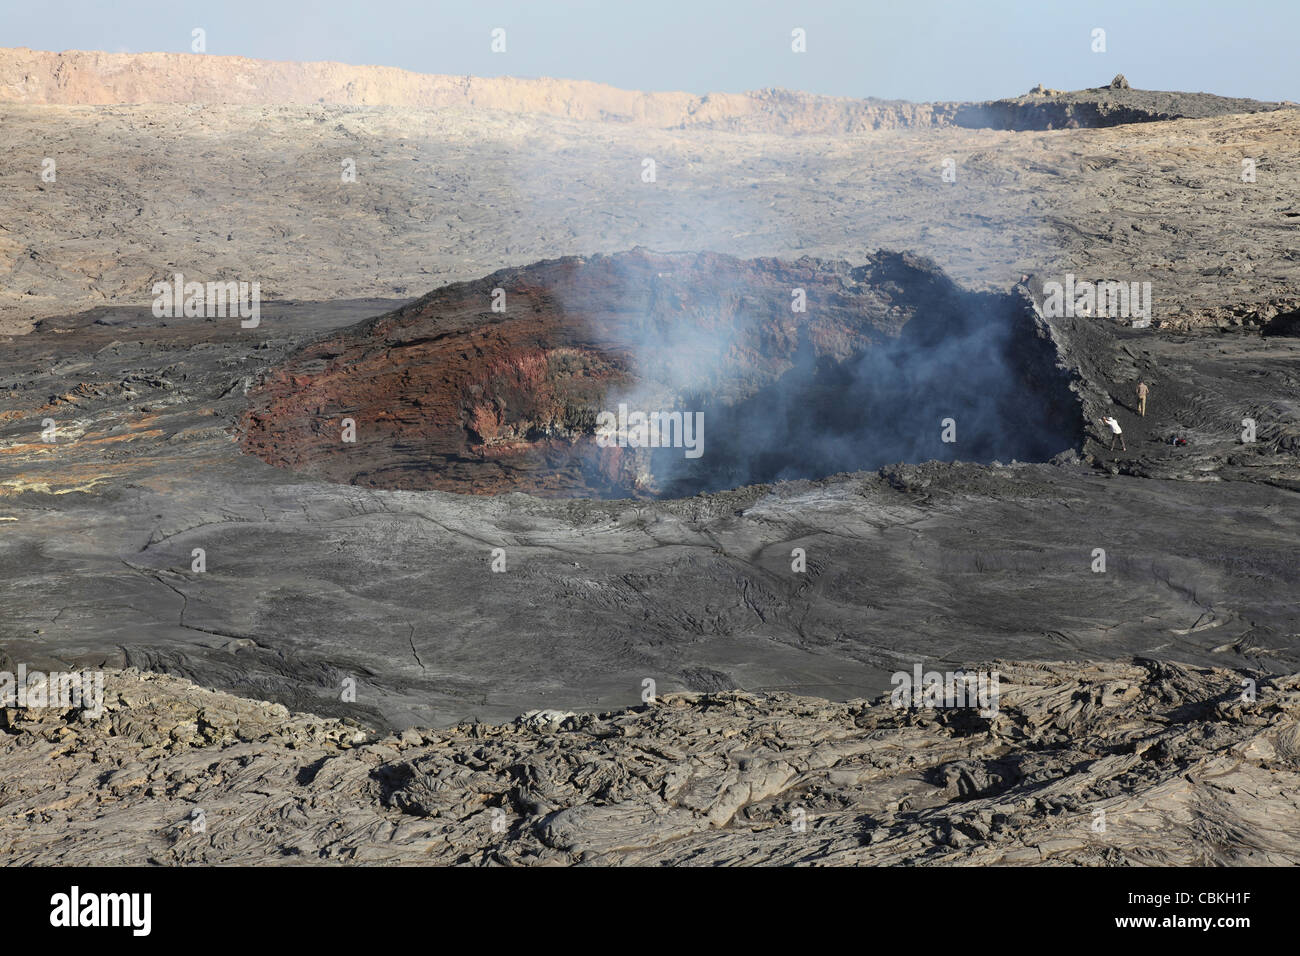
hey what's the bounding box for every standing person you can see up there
[1100,416,1126,451]
[1136,380,1149,417]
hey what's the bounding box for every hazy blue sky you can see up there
[2,0,1296,102]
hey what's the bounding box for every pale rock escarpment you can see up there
[0,48,1285,133]
[0,47,955,132]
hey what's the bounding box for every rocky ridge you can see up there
[0,48,1288,133]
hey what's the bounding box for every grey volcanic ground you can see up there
[2,279,1299,732]
[2,62,1299,734]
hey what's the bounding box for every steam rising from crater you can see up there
[565,250,1081,497]
[240,249,1083,499]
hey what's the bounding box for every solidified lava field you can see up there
[238,249,1081,498]
[4,41,1300,869]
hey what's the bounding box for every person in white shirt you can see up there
[1099,416,1126,451]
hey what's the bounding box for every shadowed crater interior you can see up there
[239,249,1083,498]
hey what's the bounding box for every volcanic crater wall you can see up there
[238,249,1083,498]
[3,49,1287,134]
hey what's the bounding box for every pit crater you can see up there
[238,249,1083,498]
